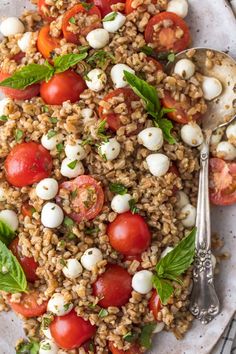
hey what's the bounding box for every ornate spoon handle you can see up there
[189,136,220,324]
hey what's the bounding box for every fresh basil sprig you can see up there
[109,182,128,195]
[0,220,15,246]
[139,323,156,349]
[16,340,39,354]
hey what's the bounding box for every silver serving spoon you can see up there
[168,48,236,324]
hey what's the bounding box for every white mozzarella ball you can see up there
[36,178,58,200]
[0,210,18,231]
[17,32,32,52]
[176,191,190,209]
[81,108,93,120]
[161,246,174,259]
[0,17,25,37]
[153,322,165,333]
[62,258,83,279]
[146,153,170,177]
[174,59,195,79]
[111,194,132,213]
[216,141,236,160]
[103,12,126,33]
[132,270,153,294]
[41,202,64,228]
[47,293,73,316]
[211,254,216,269]
[167,0,188,18]
[226,122,236,141]
[42,327,53,340]
[0,187,6,201]
[39,339,58,354]
[86,28,109,49]
[100,138,121,161]
[202,76,223,101]
[85,68,107,92]
[110,64,135,89]
[60,158,84,178]
[80,248,103,271]
[0,98,11,116]
[180,123,203,147]
[210,128,224,146]
[181,204,196,228]
[41,133,62,150]
[138,127,163,151]
[65,140,86,160]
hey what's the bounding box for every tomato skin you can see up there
[93,264,132,308]
[38,0,56,22]
[90,0,125,17]
[0,72,40,100]
[109,342,142,354]
[21,203,35,218]
[50,309,96,350]
[9,291,47,318]
[107,212,151,256]
[11,52,25,64]
[40,70,86,105]
[149,290,161,320]
[146,56,163,71]
[5,142,53,187]
[37,25,61,59]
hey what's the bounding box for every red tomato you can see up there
[9,238,38,283]
[90,0,125,17]
[5,142,53,187]
[93,264,132,308]
[38,0,56,22]
[209,158,236,206]
[57,175,104,223]
[149,290,161,320]
[37,25,61,59]
[21,203,35,218]
[107,212,151,256]
[9,291,47,318]
[145,56,163,71]
[11,52,25,64]
[109,342,142,354]
[50,309,96,350]
[62,4,101,44]
[40,70,86,105]
[145,12,191,53]
[0,72,40,100]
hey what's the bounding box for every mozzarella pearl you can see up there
[153,322,165,333]
[110,64,135,89]
[167,0,188,18]
[181,204,196,228]
[85,68,107,92]
[161,246,174,259]
[216,141,236,161]
[174,59,195,79]
[100,138,121,161]
[202,76,223,101]
[81,108,93,120]
[103,12,126,33]
[111,194,132,213]
[41,133,62,150]
[80,248,103,271]
[176,191,190,209]
[0,17,25,37]
[0,210,18,231]
[39,339,58,354]
[86,28,109,49]
[17,32,32,52]
[62,258,83,279]
[42,327,53,340]
[138,127,163,151]
[0,98,10,116]
[47,293,73,316]
[226,122,236,141]
[60,158,84,178]
[0,187,6,201]
[132,270,153,294]
[65,140,86,160]
[36,178,58,200]
[146,153,170,177]
[180,123,203,147]
[210,128,224,146]
[41,202,64,228]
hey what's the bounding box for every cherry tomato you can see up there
[145,56,163,71]
[37,25,61,59]
[149,290,161,320]
[62,4,101,44]
[145,12,191,53]
[209,158,236,206]
[38,0,56,22]
[40,70,86,105]
[109,342,142,354]
[50,309,96,350]
[9,238,38,282]
[93,264,132,308]
[9,291,47,318]
[0,72,40,100]
[90,0,125,17]
[57,175,104,223]
[11,52,25,64]
[5,142,53,187]
[107,212,151,256]
[21,203,35,218]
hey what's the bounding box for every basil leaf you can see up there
[129,199,139,214]
[47,130,57,139]
[167,53,175,63]
[157,118,176,144]
[64,216,74,227]
[141,45,154,56]
[103,12,118,22]
[87,50,115,68]
[109,183,128,195]
[78,45,91,53]
[67,160,78,169]
[56,143,64,154]
[0,115,8,121]
[139,323,156,349]
[98,308,108,318]
[123,332,136,343]
[0,240,27,293]
[80,2,93,11]
[69,16,76,24]
[152,275,174,305]
[15,129,24,142]
[16,340,39,354]
[97,119,110,141]
[50,117,58,124]
[54,52,88,73]
[85,226,99,235]
[0,219,15,246]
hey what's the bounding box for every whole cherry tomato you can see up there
[9,291,47,318]
[37,25,61,59]
[0,72,40,100]
[149,290,162,321]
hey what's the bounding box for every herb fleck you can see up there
[0,115,8,121]
[102,12,118,22]
[97,119,110,141]
[47,130,57,139]
[67,159,78,169]
[80,1,93,11]
[85,226,99,235]
[15,129,23,142]
[69,16,76,24]
[129,199,139,214]
[109,183,128,195]
[50,117,58,124]
[56,143,64,154]
[98,309,108,318]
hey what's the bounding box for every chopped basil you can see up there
[98,308,108,318]
[64,216,74,227]
[84,226,99,235]
[42,105,49,113]
[63,303,71,311]
[71,188,78,199]
[81,137,93,146]
[109,182,128,195]
[69,16,76,24]
[0,115,8,121]
[16,339,39,354]
[167,52,176,63]
[123,332,136,343]
[78,45,90,54]
[15,129,23,142]
[41,342,51,350]
[0,219,15,246]
[80,1,93,10]
[60,258,67,267]
[67,159,78,169]
[139,323,156,349]
[129,199,139,214]
[50,117,58,124]
[56,143,64,154]
[141,45,154,56]
[67,232,76,240]
[87,50,115,68]
[89,341,95,352]
[47,130,57,139]
[103,12,118,22]
[97,119,110,141]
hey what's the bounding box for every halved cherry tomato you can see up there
[37,25,61,59]
[11,52,25,64]
[109,342,142,354]
[90,0,125,17]
[21,203,35,218]
[9,291,47,318]
[50,309,96,350]
[0,72,40,100]
[149,290,162,321]
[98,88,138,131]
[57,175,104,223]
[125,0,156,15]
[209,158,236,206]
[145,56,163,71]
[107,212,151,256]
[9,238,38,282]
[38,0,56,22]
[40,70,86,105]
[62,4,101,44]
[93,264,132,308]
[5,142,53,187]
[145,12,191,53]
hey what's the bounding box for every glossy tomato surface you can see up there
[50,309,96,349]
[107,212,151,256]
[109,342,142,354]
[149,290,162,320]
[38,0,56,22]
[0,72,40,100]
[11,52,25,64]
[21,203,35,218]
[9,291,47,318]
[5,142,52,187]
[93,264,132,308]
[91,0,125,17]
[37,25,61,59]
